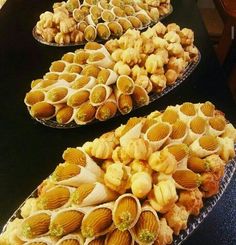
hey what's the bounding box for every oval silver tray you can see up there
[32,5,173,47]
[30,50,201,129]
[1,144,236,244]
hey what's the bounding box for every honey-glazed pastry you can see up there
[150,74,167,93]
[105,229,134,245]
[148,147,177,175]
[55,32,71,44]
[84,25,97,41]
[49,207,84,237]
[148,178,178,213]
[222,123,236,142]
[136,11,151,26]
[131,205,160,244]
[113,61,131,76]
[104,162,131,194]
[71,182,118,207]
[113,193,141,231]
[105,39,120,53]
[90,5,102,19]
[131,171,152,198]
[187,155,210,173]
[30,101,56,120]
[200,172,220,197]
[172,169,201,190]
[81,202,114,238]
[178,188,203,216]
[177,102,197,123]
[164,204,190,235]
[117,75,135,95]
[217,137,235,162]
[144,121,172,151]
[154,218,173,245]
[87,52,113,69]
[46,86,71,105]
[160,106,179,124]
[56,233,84,245]
[20,198,38,218]
[167,120,188,145]
[89,138,114,159]
[37,178,56,196]
[51,162,100,187]
[145,54,164,74]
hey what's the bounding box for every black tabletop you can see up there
[0,0,235,244]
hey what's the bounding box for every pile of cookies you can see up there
[1,102,235,244]
[35,0,172,45]
[25,22,199,125]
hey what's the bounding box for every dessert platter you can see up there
[33,0,173,46]
[1,102,236,245]
[25,22,200,128]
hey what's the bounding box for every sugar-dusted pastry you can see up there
[71,182,118,207]
[113,194,141,231]
[178,188,203,216]
[131,171,152,198]
[148,148,177,174]
[104,162,131,194]
[131,205,160,244]
[154,218,173,245]
[148,178,178,213]
[164,204,190,235]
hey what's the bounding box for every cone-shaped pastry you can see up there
[165,143,189,169]
[24,236,57,244]
[81,202,114,238]
[187,156,210,173]
[117,75,135,95]
[95,94,117,121]
[63,147,104,177]
[87,52,113,69]
[81,65,101,78]
[136,11,151,26]
[62,52,75,63]
[131,172,152,199]
[65,63,83,74]
[119,118,144,147]
[46,86,71,105]
[178,102,197,123]
[74,101,96,125]
[56,233,84,245]
[30,101,56,120]
[24,90,46,107]
[84,236,106,245]
[108,21,123,37]
[148,148,177,175]
[207,116,226,136]
[43,71,60,81]
[104,162,131,194]
[71,76,96,90]
[164,204,190,236]
[141,118,158,134]
[184,116,207,145]
[91,82,112,104]
[217,137,235,161]
[49,60,66,73]
[72,182,118,207]
[178,188,203,216]
[113,194,141,231]
[90,5,102,19]
[131,206,160,245]
[74,50,90,65]
[189,135,219,158]
[84,25,97,41]
[32,79,61,91]
[124,138,153,160]
[59,73,77,83]
[198,101,215,119]
[106,229,134,245]
[114,86,133,115]
[167,120,188,144]
[132,85,150,106]
[154,218,173,245]
[85,42,111,57]
[20,211,51,239]
[118,18,133,32]
[51,163,100,187]
[128,16,143,29]
[172,169,201,190]
[67,89,90,108]
[37,185,72,211]
[56,105,75,124]
[50,207,85,237]
[148,179,178,213]
[144,122,172,151]
[96,69,118,86]
[101,9,115,22]
[96,23,111,40]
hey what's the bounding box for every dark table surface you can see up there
[0,0,235,244]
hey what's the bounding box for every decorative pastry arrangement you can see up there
[25,22,199,126]
[1,102,236,245]
[34,0,172,45]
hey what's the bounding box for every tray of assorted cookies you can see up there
[1,101,236,244]
[33,0,173,46]
[25,22,200,128]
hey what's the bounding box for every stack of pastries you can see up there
[35,0,171,45]
[25,22,199,125]
[1,102,236,245]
